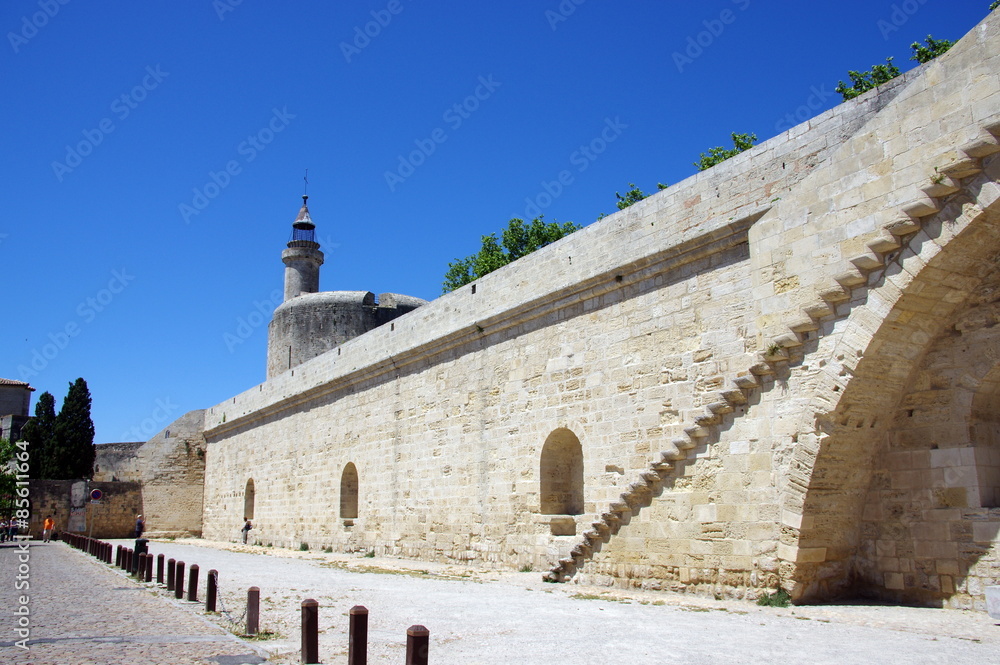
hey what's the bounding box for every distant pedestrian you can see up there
[0,518,7,542]
[8,518,18,541]
[134,514,145,538]
[43,515,55,542]
[241,519,252,544]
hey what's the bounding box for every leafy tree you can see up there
[615,184,647,210]
[443,217,581,293]
[695,133,757,171]
[52,378,96,479]
[835,57,901,101]
[0,438,18,516]
[992,1,999,11]
[19,391,56,479]
[910,35,954,63]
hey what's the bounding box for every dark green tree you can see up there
[19,390,57,479]
[0,438,18,516]
[615,183,647,210]
[910,35,954,63]
[443,217,581,293]
[52,378,96,479]
[695,133,757,171]
[835,57,901,101]
[991,1,998,11]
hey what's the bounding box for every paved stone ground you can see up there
[122,539,1000,663]
[0,539,266,665]
[3,536,999,664]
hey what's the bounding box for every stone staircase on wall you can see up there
[545,119,1000,583]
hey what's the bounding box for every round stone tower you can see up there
[266,195,428,379]
[282,195,324,301]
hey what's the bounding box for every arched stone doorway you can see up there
[244,478,255,520]
[340,463,359,520]
[540,428,584,522]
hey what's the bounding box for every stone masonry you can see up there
[119,14,1000,608]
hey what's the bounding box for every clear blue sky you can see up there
[2,0,992,443]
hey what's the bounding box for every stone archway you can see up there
[785,166,1000,604]
[244,478,255,520]
[540,428,584,516]
[340,463,359,520]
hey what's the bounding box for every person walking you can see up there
[134,514,145,538]
[42,515,55,542]
[241,519,252,544]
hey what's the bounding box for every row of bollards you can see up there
[66,535,432,663]
[299,602,429,665]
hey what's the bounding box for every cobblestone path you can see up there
[0,539,266,665]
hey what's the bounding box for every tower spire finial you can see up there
[303,168,309,197]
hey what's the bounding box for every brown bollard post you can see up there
[205,569,218,612]
[187,564,199,602]
[166,558,176,591]
[348,605,368,665]
[405,625,429,665]
[136,553,146,579]
[301,599,319,664]
[145,552,153,582]
[115,545,122,567]
[125,549,132,573]
[174,561,185,599]
[157,553,165,584]
[246,587,260,636]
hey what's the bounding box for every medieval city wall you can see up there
[198,14,1000,604]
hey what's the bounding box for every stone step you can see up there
[694,412,721,427]
[984,119,1000,138]
[884,217,921,238]
[834,268,868,288]
[773,332,803,348]
[707,400,734,415]
[640,470,661,484]
[961,136,1000,159]
[922,177,960,198]
[733,374,760,390]
[936,155,981,179]
[849,254,884,272]
[818,285,851,303]
[900,197,941,219]
[719,388,748,405]
[749,362,774,376]
[788,315,820,333]
[867,235,902,254]
[683,426,709,440]
[802,302,833,320]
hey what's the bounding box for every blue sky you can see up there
[2,0,992,443]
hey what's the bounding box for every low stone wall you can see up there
[28,479,142,540]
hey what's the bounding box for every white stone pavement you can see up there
[97,538,1000,664]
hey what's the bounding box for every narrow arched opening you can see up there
[244,478,255,520]
[340,463,359,520]
[540,428,584,516]
[970,366,1000,508]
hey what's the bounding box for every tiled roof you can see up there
[0,378,33,388]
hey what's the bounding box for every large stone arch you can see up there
[783,159,1000,603]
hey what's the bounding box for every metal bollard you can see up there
[206,569,218,612]
[301,599,319,664]
[125,549,132,573]
[247,587,260,636]
[174,561,185,599]
[116,545,122,567]
[405,625,429,665]
[136,553,146,579]
[166,558,176,591]
[145,552,153,582]
[348,605,368,665]
[187,564,199,602]
[157,553,165,585]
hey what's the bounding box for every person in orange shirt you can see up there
[42,515,55,542]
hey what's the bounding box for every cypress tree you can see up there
[53,378,96,479]
[19,391,57,479]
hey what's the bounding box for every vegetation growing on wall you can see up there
[442,217,581,293]
[695,133,758,171]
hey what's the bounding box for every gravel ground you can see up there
[106,538,1000,665]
